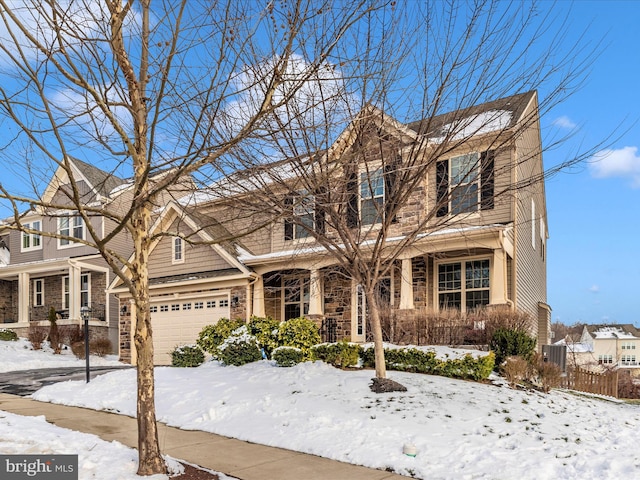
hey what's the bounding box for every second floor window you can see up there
[59,215,85,247]
[172,237,184,264]
[360,169,384,225]
[437,150,494,217]
[285,191,320,240]
[21,221,42,251]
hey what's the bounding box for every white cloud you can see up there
[588,285,600,293]
[589,146,640,187]
[552,115,576,129]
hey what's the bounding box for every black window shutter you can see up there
[346,171,359,228]
[284,196,293,240]
[436,159,449,217]
[384,162,398,223]
[480,150,495,210]
[315,187,326,234]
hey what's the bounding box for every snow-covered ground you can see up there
[0,338,123,372]
[2,339,640,479]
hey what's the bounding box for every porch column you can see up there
[18,272,30,323]
[69,265,81,321]
[399,258,414,310]
[252,276,266,318]
[491,249,508,305]
[308,269,323,316]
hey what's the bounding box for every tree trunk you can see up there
[132,206,166,476]
[366,290,387,379]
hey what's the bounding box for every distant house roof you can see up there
[585,324,640,339]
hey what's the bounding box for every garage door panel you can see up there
[150,295,230,365]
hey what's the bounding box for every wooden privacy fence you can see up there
[562,367,618,398]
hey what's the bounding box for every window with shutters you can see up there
[436,150,494,216]
[284,190,324,241]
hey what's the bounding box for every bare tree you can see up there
[198,0,604,386]
[0,0,385,474]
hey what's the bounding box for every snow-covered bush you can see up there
[171,344,205,367]
[217,326,262,366]
[197,318,245,357]
[272,346,305,367]
[0,328,18,342]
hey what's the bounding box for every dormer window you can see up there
[172,237,184,264]
[58,214,85,248]
[21,220,42,252]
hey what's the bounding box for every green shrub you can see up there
[489,327,536,368]
[197,318,245,357]
[0,329,18,341]
[312,341,361,368]
[361,346,495,381]
[217,326,262,366]
[171,344,205,367]
[277,317,321,359]
[248,316,280,358]
[272,346,305,367]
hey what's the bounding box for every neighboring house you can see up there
[577,324,640,374]
[113,90,551,365]
[0,157,191,350]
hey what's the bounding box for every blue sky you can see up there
[0,1,637,327]
[542,1,640,325]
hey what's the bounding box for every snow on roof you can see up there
[430,109,513,143]
[238,224,505,263]
[591,326,638,340]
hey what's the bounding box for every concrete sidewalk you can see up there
[0,393,406,480]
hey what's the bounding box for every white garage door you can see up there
[150,295,230,365]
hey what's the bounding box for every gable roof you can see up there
[584,324,640,339]
[70,157,127,198]
[406,91,537,138]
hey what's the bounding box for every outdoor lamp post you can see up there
[80,306,90,383]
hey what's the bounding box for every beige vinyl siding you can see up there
[513,97,547,327]
[9,228,44,264]
[148,225,232,278]
[103,217,134,260]
[42,215,101,259]
[50,180,97,205]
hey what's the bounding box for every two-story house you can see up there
[0,157,191,350]
[113,90,550,365]
[578,324,640,373]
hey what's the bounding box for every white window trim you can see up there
[80,273,91,308]
[33,278,44,307]
[58,214,86,249]
[434,256,491,313]
[531,199,536,250]
[21,220,42,252]
[172,237,185,264]
[292,191,316,240]
[449,152,481,216]
[359,167,385,226]
[62,273,91,309]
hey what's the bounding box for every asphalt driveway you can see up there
[0,366,133,396]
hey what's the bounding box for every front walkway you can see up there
[0,393,406,480]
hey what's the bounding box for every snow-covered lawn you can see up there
[2,339,640,479]
[0,338,123,372]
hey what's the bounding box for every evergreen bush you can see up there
[489,327,536,367]
[0,328,18,341]
[217,326,262,366]
[272,346,305,367]
[247,316,280,358]
[171,344,205,367]
[311,341,361,368]
[277,317,321,359]
[197,318,245,357]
